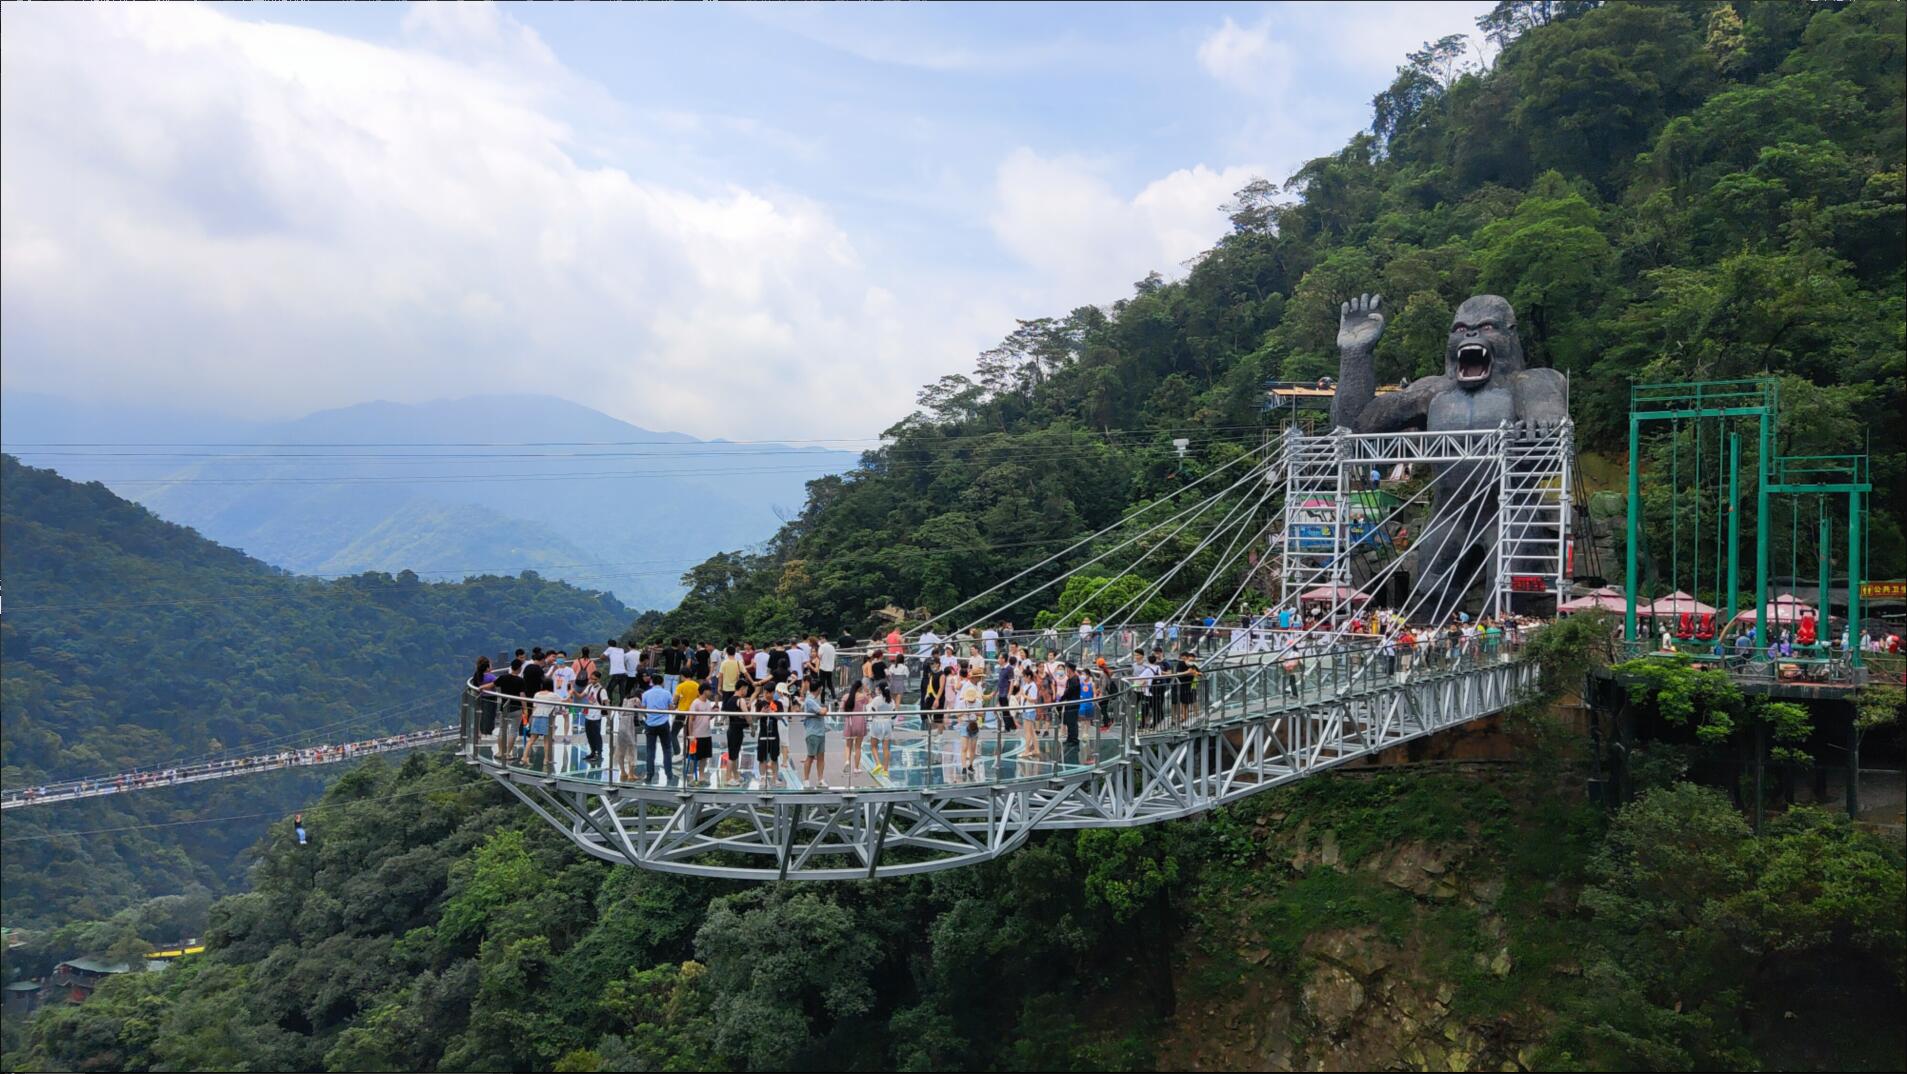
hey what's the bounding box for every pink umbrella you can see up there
[1558,587,1626,615]
[1729,593,1816,626]
[1639,591,1716,618]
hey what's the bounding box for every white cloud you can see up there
[1195,16,1295,98]
[1192,3,1491,177]
[989,150,1263,307]
[742,5,1102,73]
[0,3,953,439]
[1282,2,1493,80]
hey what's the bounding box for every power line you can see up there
[9,437,1258,488]
[0,423,1271,451]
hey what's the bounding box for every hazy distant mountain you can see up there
[0,393,858,608]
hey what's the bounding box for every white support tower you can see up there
[1278,422,1576,622]
[1494,423,1574,616]
[1279,430,1344,608]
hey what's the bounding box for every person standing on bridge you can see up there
[470,657,498,740]
[673,673,700,765]
[493,658,525,761]
[685,688,716,785]
[757,685,788,786]
[956,669,984,777]
[1012,666,1040,763]
[718,645,746,702]
[579,669,607,765]
[520,672,561,771]
[603,639,627,705]
[1175,650,1200,725]
[881,649,905,709]
[638,674,675,786]
[919,657,945,727]
[800,680,831,786]
[1060,663,1083,754]
[720,685,749,785]
[817,635,838,702]
[866,683,895,778]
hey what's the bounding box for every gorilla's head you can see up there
[1445,295,1524,391]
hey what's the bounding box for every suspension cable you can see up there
[909,444,1266,638]
[945,448,1274,637]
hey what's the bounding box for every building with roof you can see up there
[50,957,130,1003]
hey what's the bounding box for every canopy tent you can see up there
[1299,585,1372,603]
[1559,587,1626,615]
[1295,490,1403,512]
[1639,591,1717,618]
[1729,593,1817,626]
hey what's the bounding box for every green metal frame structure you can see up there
[1624,378,1871,666]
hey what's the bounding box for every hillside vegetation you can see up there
[8,749,1899,1072]
[0,455,633,926]
[653,0,1903,645]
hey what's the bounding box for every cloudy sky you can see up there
[1,1,1490,441]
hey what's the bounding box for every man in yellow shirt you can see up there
[671,674,700,768]
[719,645,746,701]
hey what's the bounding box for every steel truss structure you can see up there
[1278,422,1574,617]
[479,658,1536,880]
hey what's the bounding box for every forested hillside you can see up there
[0,455,633,926]
[652,0,1903,645]
[11,743,1900,1071]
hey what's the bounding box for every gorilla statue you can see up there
[1330,294,1568,622]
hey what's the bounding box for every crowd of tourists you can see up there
[465,607,1539,790]
[467,633,1128,789]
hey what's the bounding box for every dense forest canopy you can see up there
[0,456,633,926]
[650,0,1904,646]
[8,741,1899,1071]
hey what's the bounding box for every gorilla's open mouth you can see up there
[1456,343,1491,383]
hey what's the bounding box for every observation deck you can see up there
[461,629,1538,880]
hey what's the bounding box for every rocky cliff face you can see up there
[1154,766,1594,1072]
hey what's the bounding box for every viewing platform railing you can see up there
[460,628,1529,797]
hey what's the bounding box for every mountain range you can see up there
[0,393,860,609]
